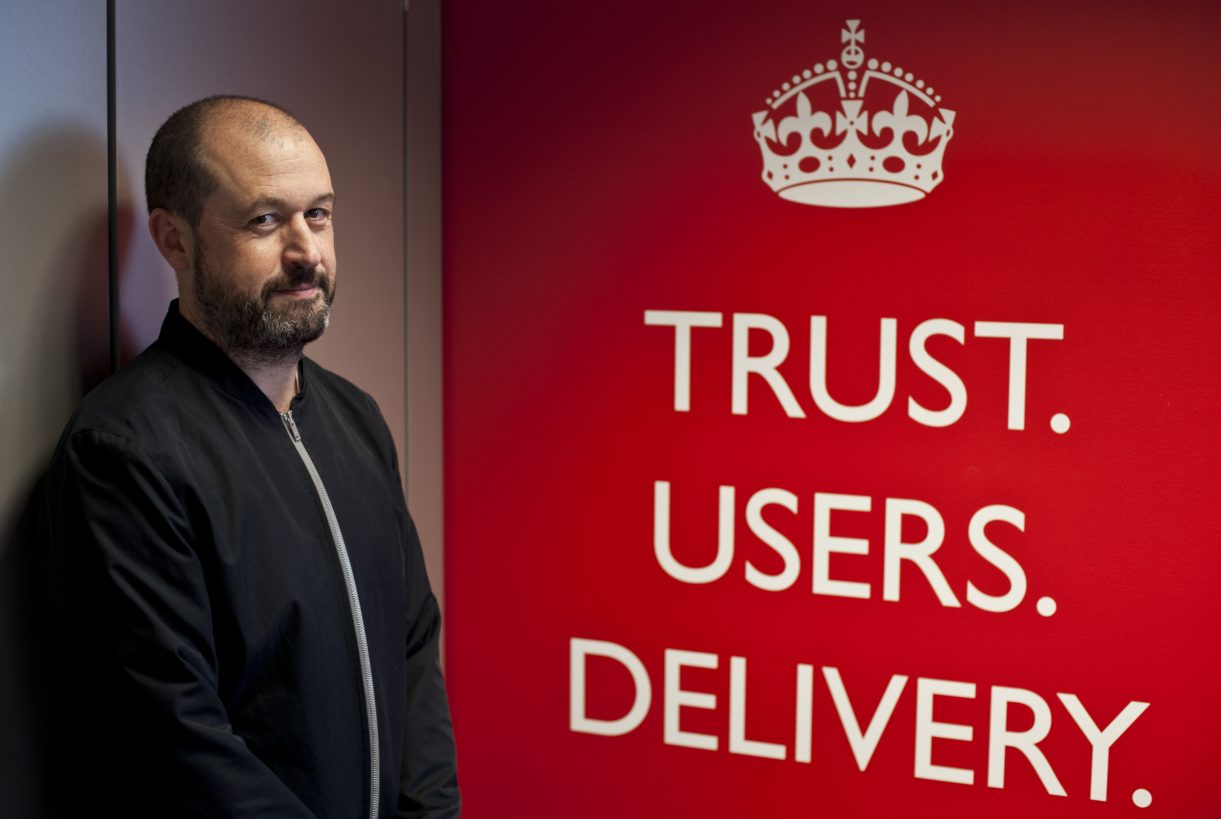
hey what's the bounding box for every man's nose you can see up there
[283,215,323,269]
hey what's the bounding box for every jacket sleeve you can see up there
[43,428,318,818]
[393,494,460,816]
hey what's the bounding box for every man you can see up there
[43,96,460,818]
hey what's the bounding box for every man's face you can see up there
[183,119,337,361]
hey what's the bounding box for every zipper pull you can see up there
[281,411,302,442]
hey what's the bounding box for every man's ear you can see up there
[148,208,193,273]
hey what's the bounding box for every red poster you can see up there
[443,1,1221,815]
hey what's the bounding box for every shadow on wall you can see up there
[0,124,134,819]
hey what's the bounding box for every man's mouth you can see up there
[272,283,320,299]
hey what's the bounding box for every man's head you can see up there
[146,95,337,365]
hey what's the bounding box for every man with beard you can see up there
[42,97,460,818]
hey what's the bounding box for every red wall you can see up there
[443,1,1221,815]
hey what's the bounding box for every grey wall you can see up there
[0,1,445,814]
[0,3,108,816]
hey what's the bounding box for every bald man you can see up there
[43,96,459,818]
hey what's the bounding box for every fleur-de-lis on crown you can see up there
[872,91,928,142]
[779,92,832,146]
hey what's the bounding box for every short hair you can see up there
[144,94,303,226]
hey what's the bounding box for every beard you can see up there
[191,244,336,366]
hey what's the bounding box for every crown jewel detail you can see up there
[752,20,956,208]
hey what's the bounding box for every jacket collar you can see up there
[155,299,306,412]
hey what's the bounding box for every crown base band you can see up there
[776,180,927,208]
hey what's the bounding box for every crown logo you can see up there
[752,20,956,208]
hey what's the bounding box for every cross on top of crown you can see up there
[840,19,865,69]
[841,19,864,47]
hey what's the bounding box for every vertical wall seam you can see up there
[402,5,411,499]
[106,0,119,373]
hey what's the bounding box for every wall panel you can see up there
[0,3,109,816]
[442,1,1221,815]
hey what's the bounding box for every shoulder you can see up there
[46,360,191,524]
[54,343,236,476]
[63,344,189,440]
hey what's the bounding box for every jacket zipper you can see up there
[281,410,380,819]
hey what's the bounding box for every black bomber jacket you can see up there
[43,302,460,818]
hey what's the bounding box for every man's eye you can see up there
[249,213,278,227]
[306,208,331,221]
